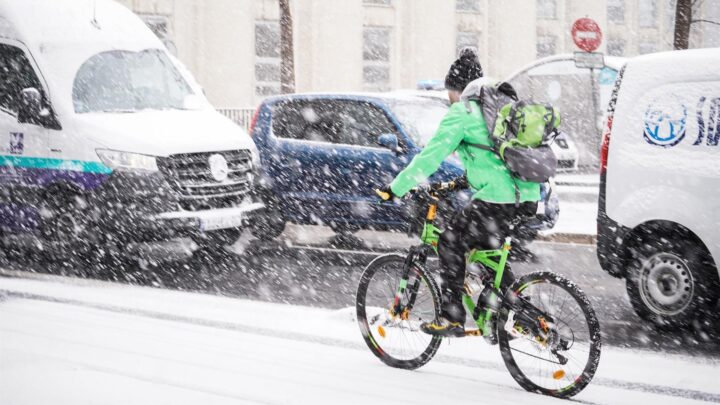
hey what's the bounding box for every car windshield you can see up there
[387,98,449,147]
[73,49,195,113]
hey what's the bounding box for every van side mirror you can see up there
[377,133,400,153]
[18,88,43,123]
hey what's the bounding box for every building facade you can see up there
[116,0,719,111]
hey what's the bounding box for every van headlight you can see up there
[96,149,159,172]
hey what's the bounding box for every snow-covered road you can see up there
[1,273,718,405]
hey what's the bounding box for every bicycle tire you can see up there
[497,271,601,398]
[356,253,442,370]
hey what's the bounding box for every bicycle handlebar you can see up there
[409,175,469,196]
[375,175,468,202]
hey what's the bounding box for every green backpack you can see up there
[461,81,561,184]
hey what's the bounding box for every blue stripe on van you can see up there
[0,155,112,174]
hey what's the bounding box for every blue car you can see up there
[249,93,468,239]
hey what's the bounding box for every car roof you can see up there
[624,47,720,80]
[505,53,628,82]
[0,0,160,49]
[616,48,720,101]
[261,92,449,107]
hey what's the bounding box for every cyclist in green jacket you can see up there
[379,48,540,337]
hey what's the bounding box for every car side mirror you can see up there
[377,133,400,153]
[18,88,43,123]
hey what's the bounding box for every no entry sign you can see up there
[571,18,603,53]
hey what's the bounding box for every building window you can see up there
[638,42,657,54]
[537,0,557,19]
[456,0,481,13]
[255,21,281,96]
[639,0,658,28]
[607,0,625,24]
[363,27,391,91]
[666,0,677,28]
[139,14,170,38]
[363,0,392,5]
[607,38,626,56]
[536,35,556,58]
[456,32,480,56]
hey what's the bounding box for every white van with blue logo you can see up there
[0,0,263,263]
[598,48,720,328]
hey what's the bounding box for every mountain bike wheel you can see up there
[356,253,442,370]
[497,271,601,398]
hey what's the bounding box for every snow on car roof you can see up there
[0,0,160,49]
[0,0,166,116]
[262,91,448,106]
[620,48,720,100]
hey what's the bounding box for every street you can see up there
[3,225,719,356]
[1,272,719,405]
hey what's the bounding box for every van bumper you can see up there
[89,170,264,243]
[152,202,265,234]
[596,170,632,279]
[596,212,631,279]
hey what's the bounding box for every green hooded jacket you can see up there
[390,101,541,204]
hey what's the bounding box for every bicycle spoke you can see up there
[499,274,600,398]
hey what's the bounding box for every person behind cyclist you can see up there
[378,48,540,337]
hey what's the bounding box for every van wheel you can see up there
[39,190,101,267]
[625,238,719,328]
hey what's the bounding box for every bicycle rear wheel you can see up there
[356,253,442,370]
[497,271,601,398]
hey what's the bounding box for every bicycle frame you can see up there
[394,196,512,337]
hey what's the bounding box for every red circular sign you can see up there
[571,18,603,52]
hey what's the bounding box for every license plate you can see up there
[200,213,246,231]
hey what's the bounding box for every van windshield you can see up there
[73,49,195,113]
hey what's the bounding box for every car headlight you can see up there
[96,149,159,172]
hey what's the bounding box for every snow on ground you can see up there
[1,273,718,404]
[555,173,600,187]
[541,202,598,236]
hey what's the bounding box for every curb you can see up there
[537,232,597,245]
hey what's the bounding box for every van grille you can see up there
[158,150,254,210]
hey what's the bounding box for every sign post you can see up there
[572,18,604,132]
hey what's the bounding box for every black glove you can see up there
[452,175,469,190]
[375,185,396,201]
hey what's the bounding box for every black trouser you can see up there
[437,200,538,323]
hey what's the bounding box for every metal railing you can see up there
[217,108,257,132]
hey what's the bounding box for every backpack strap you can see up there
[463,142,495,153]
[506,100,527,138]
[543,104,556,139]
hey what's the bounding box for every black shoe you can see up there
[420,318,465,337]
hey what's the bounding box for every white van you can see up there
[0,0,263,262]
[598,48,720,327]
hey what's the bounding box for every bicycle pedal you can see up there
[464,329,483,337]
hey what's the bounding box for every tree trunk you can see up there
[674,0,693,50]
[279,0,296,94]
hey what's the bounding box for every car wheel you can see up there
[625,237,719,328]
[250,191,286,241]
[194,228,242,252]
[330,222,361,235]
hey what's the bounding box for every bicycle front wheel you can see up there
[497,271,601,398]
[356,253,442,370]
